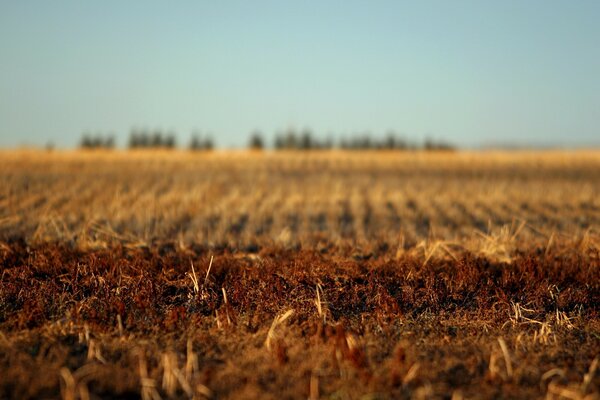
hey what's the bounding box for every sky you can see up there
[0,1,599,149]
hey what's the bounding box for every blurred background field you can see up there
[1,149,598,260]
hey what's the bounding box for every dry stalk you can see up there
[183,343,212,398]
[137,350,162,400]
[221,287,232,326]
[545,231,556,257]
[508,302,540,326]
[185,339,199,383]
[579,229,593,253]
[555,310,575,329]
[117,314,124,337]
[204,255,214,286]
[540,368,566,391]
[402,363,420,386]
[546,381,581,399]
[451,390,464,400]
[544,358,598,400]
[161,351,194,398]
[309,372,319,400]
[533,322,555,345]
[265,309,295,350]
[581,357,598,395]
[415,239,461,266]
[215,310,221,330]
[188,261,199,295]
[221,287,228,305]
[314,284,327,323]
[161,352,178,398]
[87,339,107,364]
[117,314,123,337]
[60,368,77,400]
[413,383,434,400]
[472,220,527,263]
[497,338,513,379]
[60,367,91,400]
[488,350,501,380]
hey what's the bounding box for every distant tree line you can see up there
[272,129,334,150]
[80,128,455,151]
[189,133,214,151]
[339,134,411,150]
[80,129,216,150]
[250,129,455,151]
[128,129,177,149]
[80,133,115,149]
[423,138,455,151]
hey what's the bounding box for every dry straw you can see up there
[265,309,295,350]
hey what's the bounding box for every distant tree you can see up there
[140,131,150,147]
[80,133,93,149]
[248,131,264,150]
[384,133,396,150]
[81,132,115,149]
[284,129,299,149]
[164,133,176,149]
[424,137,455,151]
[271,128,336,151]
[150,131,163,147]
[189,132,202,150]
[104,135,115,149]
[274,134,284,150]
[300,129,314,150]
[129,128,145,148]
[189,133,213,151]
[127,128,178,149]
[203,136,214,150]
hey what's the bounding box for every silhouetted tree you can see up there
[249,131,264,150]
[300,129,314,150]
[203,136,214,150]
[150,131,163,147]
[81,132,115,149]
[284,129,299,149]
[104,135,115,149]
[268,128,455,151]
[164,133,176,148]
[189,133,213,151]
[80,133,93,149]
[189,131,202,150]
[274,133,284,150]
[127,128,177,149]
[424,137,455,151]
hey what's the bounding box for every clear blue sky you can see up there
[1,1,599,148]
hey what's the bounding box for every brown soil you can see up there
[1,241,598,399]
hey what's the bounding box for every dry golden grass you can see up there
[0,149,598,399]
[1,149,599,260]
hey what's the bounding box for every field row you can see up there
[1,151,599,250]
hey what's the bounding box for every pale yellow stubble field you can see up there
[0,149,599,259]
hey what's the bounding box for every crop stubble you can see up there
[0,150,598,399]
